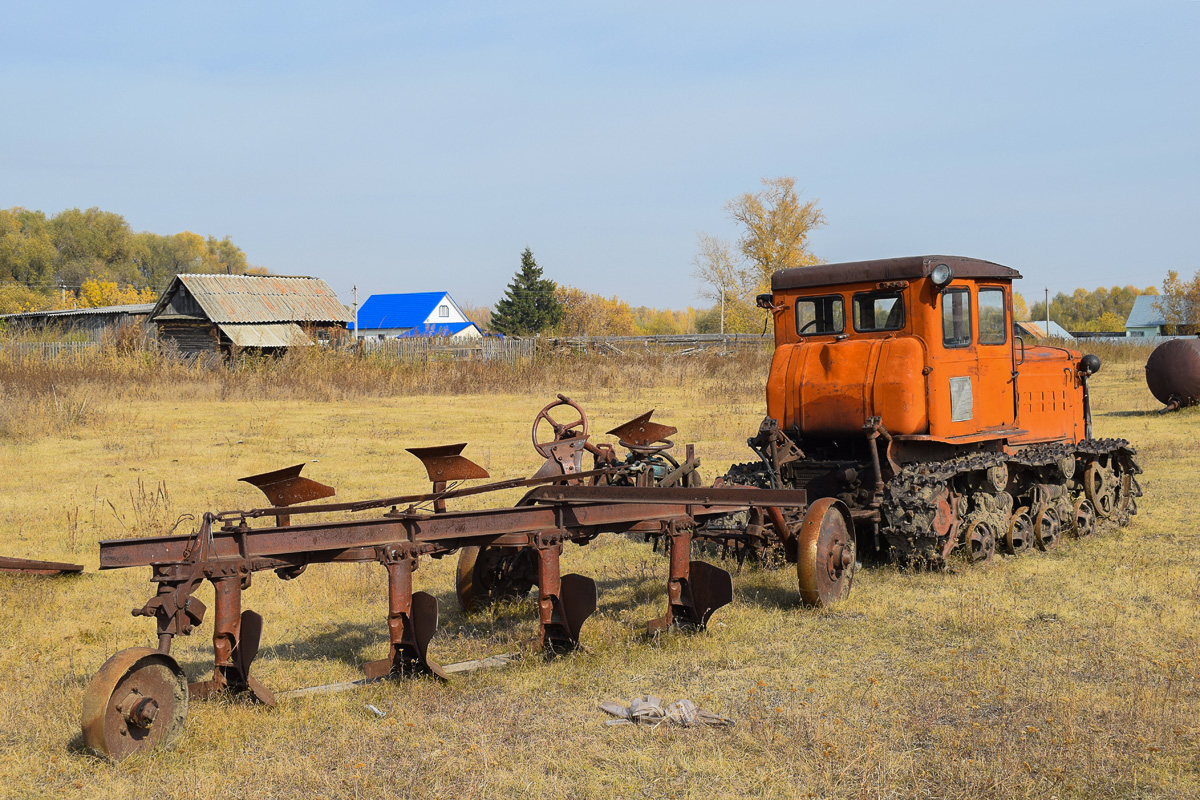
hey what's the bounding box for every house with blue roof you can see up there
[350,292,482,340]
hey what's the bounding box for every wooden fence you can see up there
[360,334,769,360]
[0,334,769,364]
[0,341,102,360]
[360,336,538,363]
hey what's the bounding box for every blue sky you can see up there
[2,2,1196,310]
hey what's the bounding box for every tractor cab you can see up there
[762,255,1089,454]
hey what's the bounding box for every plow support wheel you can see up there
[796,498,856,608]
[82,648,189,761]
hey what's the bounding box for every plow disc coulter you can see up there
[82,396,850,759]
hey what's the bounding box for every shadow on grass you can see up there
[169,622,384,676]
[65,731,90,757]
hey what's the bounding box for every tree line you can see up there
[0,206,257,313]
[484,247,705,337]
[1029,285,1158,333]
[5,200,1174,336]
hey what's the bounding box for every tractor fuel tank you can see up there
[766,336,928,436]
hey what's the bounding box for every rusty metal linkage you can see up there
[0,555,85,575]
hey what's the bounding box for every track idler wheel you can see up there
[1034,506,1061,550]
[963,520,996,564]
[1084,463,1115,519]
[1006,507,1033,554]
[796,498,855,608]
[1071,497,1096,539]
[81,648,188,761]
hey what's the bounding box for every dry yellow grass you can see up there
[0,347,1197,799]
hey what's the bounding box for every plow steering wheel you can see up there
[532,394,589,458]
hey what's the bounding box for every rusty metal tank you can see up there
[1145,337,1200,411]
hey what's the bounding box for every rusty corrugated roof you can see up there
[164,274,350,324]
[218,322,314,348]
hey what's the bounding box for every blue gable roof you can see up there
[351,292,455,331]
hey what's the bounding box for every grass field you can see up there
[0,348,1196,799]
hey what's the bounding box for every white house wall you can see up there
[422,294,469,325]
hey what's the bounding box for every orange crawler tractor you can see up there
[713,255,1141,582]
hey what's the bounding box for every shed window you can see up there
[978,288,1007,345]
[795,296,844,335]
[438,304,449,317]
[852,291,905,332]
[942,288,972,348]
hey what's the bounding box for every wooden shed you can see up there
[0,303,154,341]
[148,274,350,355]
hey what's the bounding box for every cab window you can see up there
[942,288,972,347]
[978,288,1007,345]
[852,291,904,332]
[795,295,844,335]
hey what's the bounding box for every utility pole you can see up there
[720,286,725,336]
[1045,287,1050,334]
[352,285,359,342]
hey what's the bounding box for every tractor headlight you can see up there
[930,263,954,288]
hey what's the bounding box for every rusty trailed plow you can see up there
[82,396,855,760]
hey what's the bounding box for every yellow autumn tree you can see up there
[694,177,826,334]
[77,278,158,308]
[1155,271,1200,334]
[1013,292,1030,321]
[632,306,696,335]
[554,286,636,336]
[726,176,826,292]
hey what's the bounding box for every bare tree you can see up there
[691,233,755,334]
[1155,270,1200,334]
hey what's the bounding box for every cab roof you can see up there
[771,255,1021,292]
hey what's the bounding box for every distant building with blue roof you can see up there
[1124,294,1172,337]
[350,292,482,340]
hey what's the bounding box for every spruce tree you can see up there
[490,247,562,335]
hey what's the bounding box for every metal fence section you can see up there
[360,336,537,362]
[545,333,772,354]
[0,341,102,360]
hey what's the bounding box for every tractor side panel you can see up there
[1012,347,1084,445]
[872,337,928,434]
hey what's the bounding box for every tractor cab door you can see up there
[935,284,1015,435]
[973,285,1016,429]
